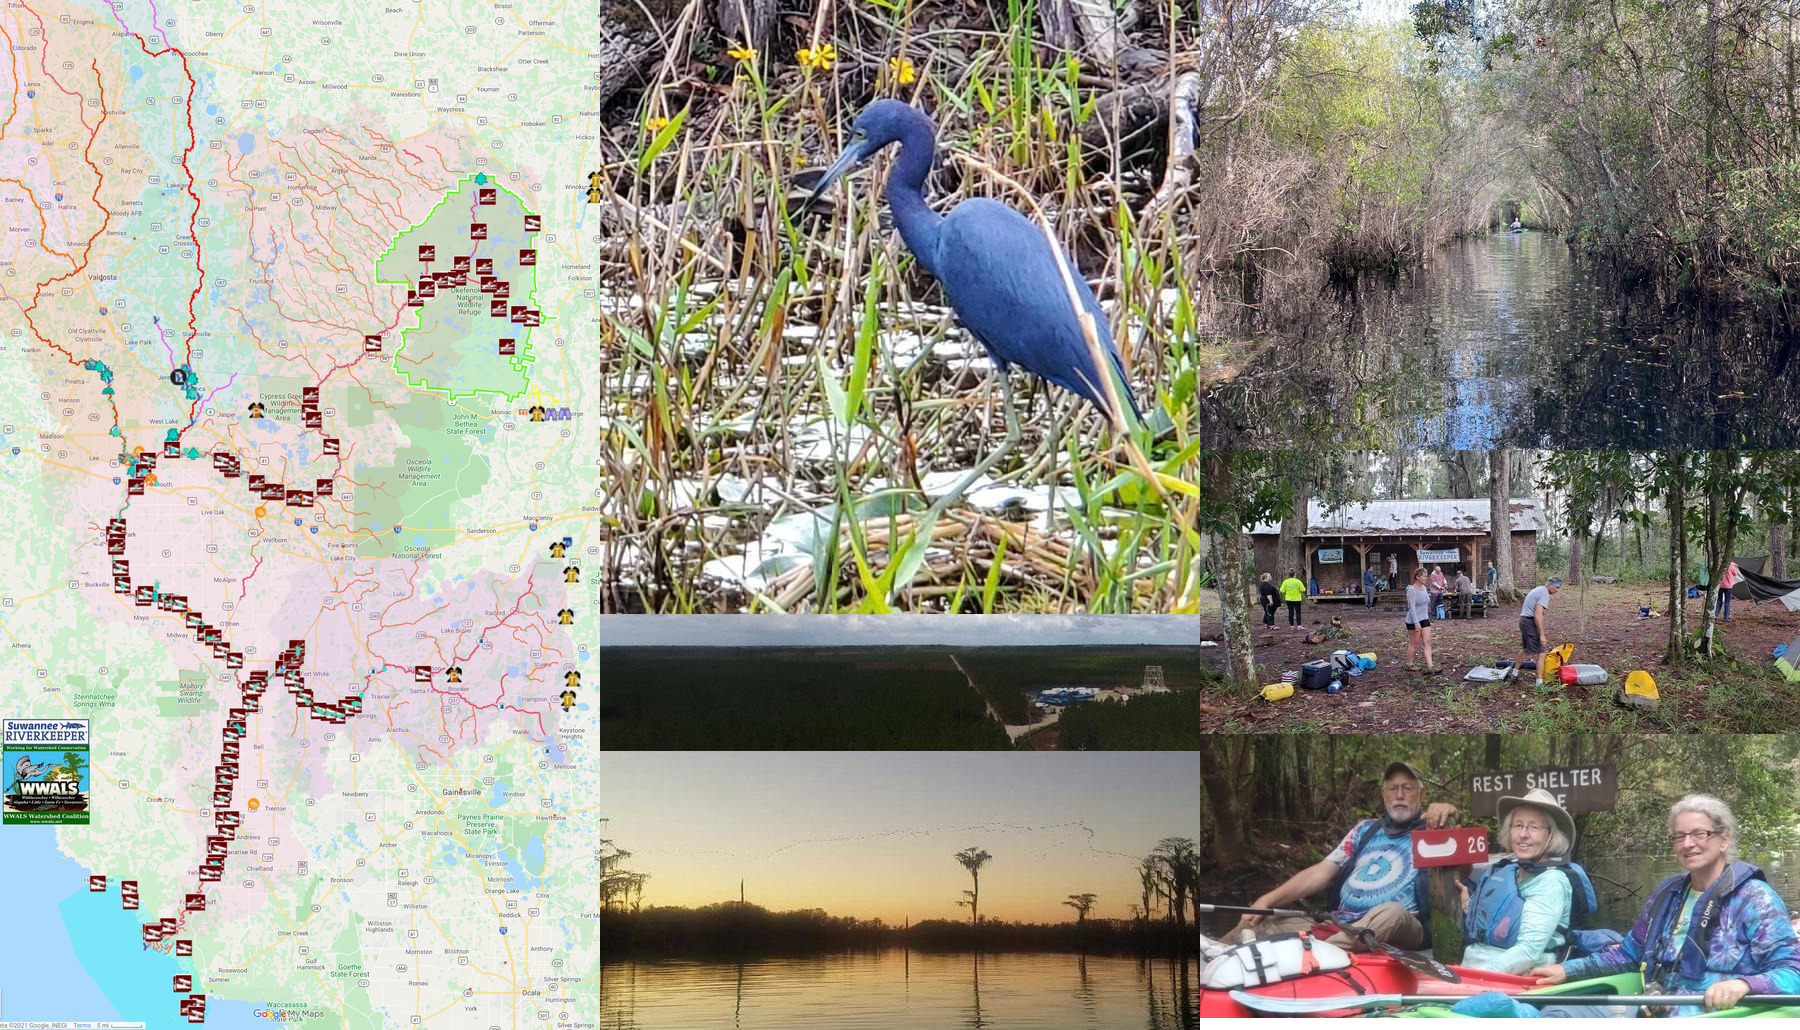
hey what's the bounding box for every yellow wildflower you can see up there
[645,116,670,133]
[887,56,916,85]
[726,43,758,62]
[796,43,838,71]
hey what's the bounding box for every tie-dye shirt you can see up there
[1563,865,1800,1017]
[1328,818,1420,920]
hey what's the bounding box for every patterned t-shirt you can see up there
[1329,818,1420,919]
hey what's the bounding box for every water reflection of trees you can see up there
[965,951,985,1030]
[1204,241,1800,450]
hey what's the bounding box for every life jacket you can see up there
[1463,856,1599,951]
[1640,860,1768,990]
[1328,817,1433,946]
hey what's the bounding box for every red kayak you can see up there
[1202,951,1540,1018]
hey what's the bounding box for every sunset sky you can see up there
[600,751,1200,925]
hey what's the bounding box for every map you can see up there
[0,0,598,1024]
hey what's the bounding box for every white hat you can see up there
[1497,787,1576,843]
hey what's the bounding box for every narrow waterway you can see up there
[1211,232,1800,449]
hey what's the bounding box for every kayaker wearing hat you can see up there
[1531,794,1800,1015]
[1459,787,1592,974]
[1233,760,1458,950]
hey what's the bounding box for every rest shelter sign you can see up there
[1469,764,1617,817]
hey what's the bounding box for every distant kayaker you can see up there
[1459,788,1588,975]
[1511,217,1522,231]
[1232,760,1458,950]
[1531,794,1800,1015]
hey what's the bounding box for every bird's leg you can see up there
[912,372,1022,538]
[1019,391,1071,492]
[1035,398,1073,535]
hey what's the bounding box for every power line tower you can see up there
[1141,665,1167,693]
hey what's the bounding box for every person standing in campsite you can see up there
[1405,567,1438,674]
[1279,570,1306,629]
[1508,577,1562,682]
[1487,561,1499,592]
[1257,572,1280,628]
[1717,561,1739,622]
[1232,761,1460,950]
[1363,564,1378,608]
[1453,567,1474,617]
[1531,794,1800,1015]
[1389,553,1399,583]
[1428,565,1448,616]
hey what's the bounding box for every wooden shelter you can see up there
[1248,498,1544,598]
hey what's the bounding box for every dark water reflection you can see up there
[1209,233,1800,449]
[1584,848,1800,931]
[599,950,1197,1029]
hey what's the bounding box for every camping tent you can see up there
[1780,634,1800,683]
[1737,567,1800,612]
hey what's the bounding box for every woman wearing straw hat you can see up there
[1460,787,1589,974]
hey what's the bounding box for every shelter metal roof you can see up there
[1249,498,1546,538]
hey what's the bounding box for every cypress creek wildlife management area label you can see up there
[3,718,90,825]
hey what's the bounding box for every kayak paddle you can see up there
[1200,903,1461,984]
[1228,990,1800,1015]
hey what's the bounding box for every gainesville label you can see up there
[3,718,90,825]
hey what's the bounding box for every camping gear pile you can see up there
[1269,651,1377,700]
[1457,642,1661,710]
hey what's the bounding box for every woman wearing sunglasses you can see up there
[1531,794,1800,1014]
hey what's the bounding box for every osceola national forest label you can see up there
[3,718,90,825]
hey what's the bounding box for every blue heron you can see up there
[804,100,1140,516]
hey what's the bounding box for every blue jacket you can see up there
[1564,861,1800,1014]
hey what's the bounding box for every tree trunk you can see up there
[1490,450,1517,601]
[599,0,691,113]
[1700,469,1722,657]
[1566,532,1583,586]
[1774,522,1788,580]
[1667,456,1690,664]
[1214,531,1259,687]
[1200,739,1250,871]
[715,0,778,52]
[1039,0,1123,63]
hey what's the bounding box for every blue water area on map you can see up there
[413,535,426,546]
[439,844,459,867]
[238,134,254,154]
[487,779,510,807]
[507,665,520,677]
[496,839,544,893]
[206,103,217,114]
[0,828,263,1026]
[129,66,143,81]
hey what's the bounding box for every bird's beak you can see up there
[800,141,872,213]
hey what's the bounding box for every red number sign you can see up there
[1411,827,1490,868]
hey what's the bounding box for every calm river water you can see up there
[1211,231,1800,449]
[600,950,1198,1029]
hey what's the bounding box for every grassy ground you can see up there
[602,645,1198,748]
[1201,583,1800,732]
